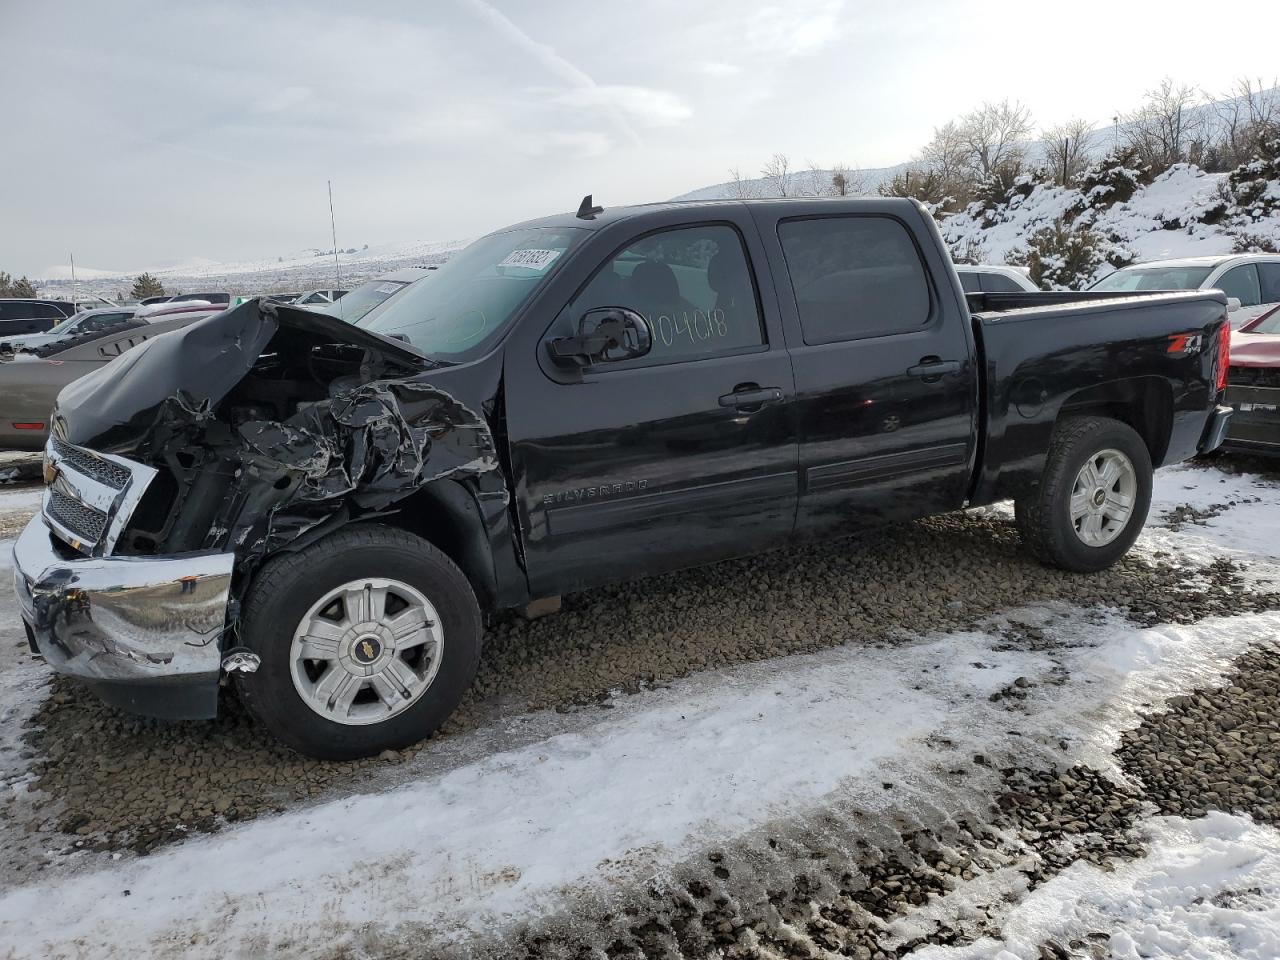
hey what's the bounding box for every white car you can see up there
[954,264,1039,294]
[1091,254,1280,328]
[1,305,138,351]
[316,267,433,323]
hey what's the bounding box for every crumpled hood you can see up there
[1229,331,1280,369]
[54,299,426,450]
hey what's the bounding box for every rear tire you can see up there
[1015,416,1152,573]
[234,525,481,760]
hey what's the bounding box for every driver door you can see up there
[504,214,799,597]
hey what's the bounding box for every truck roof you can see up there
[501,196,924,234]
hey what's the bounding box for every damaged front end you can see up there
[12,300,501,719]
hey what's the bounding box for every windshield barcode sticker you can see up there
[499,248,562,272]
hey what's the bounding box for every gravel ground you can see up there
[392,646,1280,960]
[2,458,1280,959]
[7,509,1278,859]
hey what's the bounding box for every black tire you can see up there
[234,525,481,760]
[1015,416,1152,573]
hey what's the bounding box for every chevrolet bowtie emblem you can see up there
[361,640,375,659]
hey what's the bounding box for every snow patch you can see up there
[916,812,1280,960]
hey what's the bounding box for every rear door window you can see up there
[778,216,931,344]
[1257,262,1280,304]
[1217,264,1261,306]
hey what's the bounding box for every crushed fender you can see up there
[55,298,502,588]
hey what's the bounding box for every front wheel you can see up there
[234,525,482,760]
[1015,416,1153,573]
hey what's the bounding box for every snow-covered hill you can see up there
[35,238,470,300]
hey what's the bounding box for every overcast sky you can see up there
[3,0,1277,277]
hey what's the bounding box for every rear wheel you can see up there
[1015,416,1152,573]
[234,525,481,760]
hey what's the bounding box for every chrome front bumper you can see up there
[12,517,235,719]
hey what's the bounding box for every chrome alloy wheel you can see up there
[1069,448,1137,548]
[288,578,443,726]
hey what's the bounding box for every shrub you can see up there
[1007,220,1133,290]
[1076,147,1153,209]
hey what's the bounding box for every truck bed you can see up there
[968,289,1230,507]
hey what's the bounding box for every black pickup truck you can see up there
[13,197,1233,759]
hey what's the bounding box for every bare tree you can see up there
[761,153,792,197]
[1041,118,1095,185]
[830,162,864,197]
[1121,78,1206,169]
[726,167,757,199]
[918,120,971,188]
[958,100,1034,179]
[1214,76,1280,167]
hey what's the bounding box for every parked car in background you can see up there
[292,288,348,305]
[170,292,239,306]
[1223,304,1280,455]
[0,301,226,449]
[0,306,138,352]
[0,299,76,338]
[954,264,1038,293]
[314,267,430,322]
[1091,254,1280,328]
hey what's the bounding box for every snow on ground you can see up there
[1149,462,1280,562]
[2,601,1277,957]
[0,488,42,514]
[917,812,1280,960]
[1097,165,1234,262]
[0,462,1276,957]
[940,165,1236,268]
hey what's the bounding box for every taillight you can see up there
[1216,320,1230,392]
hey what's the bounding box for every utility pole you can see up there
[1062,138,1070,186]
[70,252,77,306]
[328,180,342,318]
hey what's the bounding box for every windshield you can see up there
[318,279,410,323]
[1248,307,1280,335]
[1091,265,1215,292]
[45,312,87,335]
[358,226,584,360]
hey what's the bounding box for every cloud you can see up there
[553,86,692,127]
[746,1,844,57]
[700,62,742,77]
[453,0,648,145]
[517,131,614,157]
[251,84,313,114]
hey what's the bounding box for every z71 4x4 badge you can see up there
[543,479,649,507]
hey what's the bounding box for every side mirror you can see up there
[548,307,652,367]
[1227,297,1242,313]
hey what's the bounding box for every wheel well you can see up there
[374,481,497,605]
[1058,377,1173,465]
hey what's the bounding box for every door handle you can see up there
[719,386,783,408]
[907,358,961,378]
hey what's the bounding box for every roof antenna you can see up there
[576,194,604,220]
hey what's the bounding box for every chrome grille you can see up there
[47,487,109,543]
[50,435,131,489]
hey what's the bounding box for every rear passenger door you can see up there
[755,204,978,537]
[505,214,799,596]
